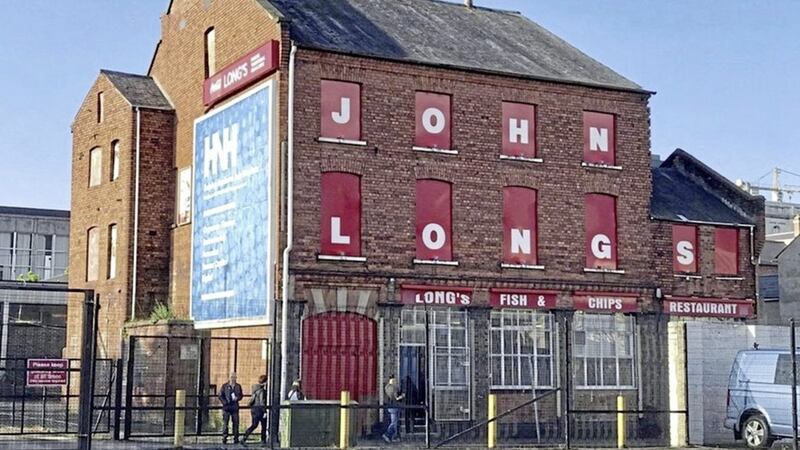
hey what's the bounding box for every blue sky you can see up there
[1,0,798,209]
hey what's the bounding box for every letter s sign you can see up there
[672,225,698,272]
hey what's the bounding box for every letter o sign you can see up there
[422,223,446,250]
[422,108,446,134]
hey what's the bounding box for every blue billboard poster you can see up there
[191,82,274,328]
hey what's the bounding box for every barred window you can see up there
[490,310,554,389]
[573,313,636,389]
[431,309,470,421]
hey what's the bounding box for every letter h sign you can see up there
[583,111,615,165]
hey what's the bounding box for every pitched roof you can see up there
[101,70,173,110]
[759,240,787,265]
[651,149,760,226]
[265,0,646,93]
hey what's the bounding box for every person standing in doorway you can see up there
[219,372,243,444]
[242,374,268,446]
[382,375,404,443]
[286,379,305,401]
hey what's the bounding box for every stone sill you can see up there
[501,263,545,270]
[581,162,623,171]
[318,137,368,147]
[583,267,626,275]
[499,155,544,163]
[413,146,458,155]
[413,259,459,266]
[318,255,367,262]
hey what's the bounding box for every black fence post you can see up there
[77,291,97,450]
[124,336,136,440]
[196,337,206,436]
[113,358,123,440]
[790,318,798,450]
[564,315,572,450]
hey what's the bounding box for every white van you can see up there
[724,349,799,449]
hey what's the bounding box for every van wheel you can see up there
[742,415,773,449]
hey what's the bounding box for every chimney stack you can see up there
[793,214,800,237]
[465,0,474,7]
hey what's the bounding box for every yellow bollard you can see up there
[174,389,185,449]
[487,394,497,448]
[339,390,351,449]
[617,395,625,449]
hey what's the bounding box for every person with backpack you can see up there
[242,374,269,446]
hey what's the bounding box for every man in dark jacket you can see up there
[242,374,268,445]
[219,372,243,444]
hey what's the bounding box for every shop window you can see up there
[714,227,739,275]
[204,27,216,78]
[107,224,117,280]
[86,227,99,282]
[110,140,120,181]
[584,193,618,270]
[573,313,636,388]
[320,80,361,141]
[415,92,452,151]
[501,102,536,159]
[89,147,102,187]
[583,111,615,166]
[431,309,470,421]
[320,172,361,257]
[416,179,453,262]
[489,310,554,389]
[503,186,538,266]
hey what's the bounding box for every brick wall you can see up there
[68,76,136,359]
[288,48,654,300]
[652,221,756,300]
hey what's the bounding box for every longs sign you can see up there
[401,285,472,306]
[203,40,279,106]
[664,297,753,319]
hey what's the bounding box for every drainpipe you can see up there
[280,44,298,400]
[131,107,141,320]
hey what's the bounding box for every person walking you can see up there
[286,379,305,401]
[242,374,268,446]
[382,375,404,443]
[219,372,243,444]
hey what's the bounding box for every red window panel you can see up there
[320,172,361,256]
[503,186,538,265]
[583,111,616,165]
[415,92,451,149]
[502,102,536,158]
[585,193,618,270]
[320,80,361,140]
[714,227,739,275]
[415,180,452,261]
[672,225,698,273]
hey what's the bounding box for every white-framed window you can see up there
[110,140,120,181]
[89,147,102,187]
[490,310,554,389]
[398,308,471,422]
[176,166,192,225]
[573,313,636,389]
[432,309,470,421]
[107,224,117,279]
[204,27,216,78]
[86,227,99,282]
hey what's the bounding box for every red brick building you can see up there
[68,0,763,443]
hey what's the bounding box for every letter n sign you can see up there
[416,180,452,261]
[415,92,451,149]
[503,187,537,265]
[320,80,361,140]
[320,172,361,256]
[585,193,617,270]
[672,225,698,273]
[502,102,536,158]
[583,111,615,165]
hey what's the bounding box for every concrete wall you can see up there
[779,238,800,322]
[675,320,791,445]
